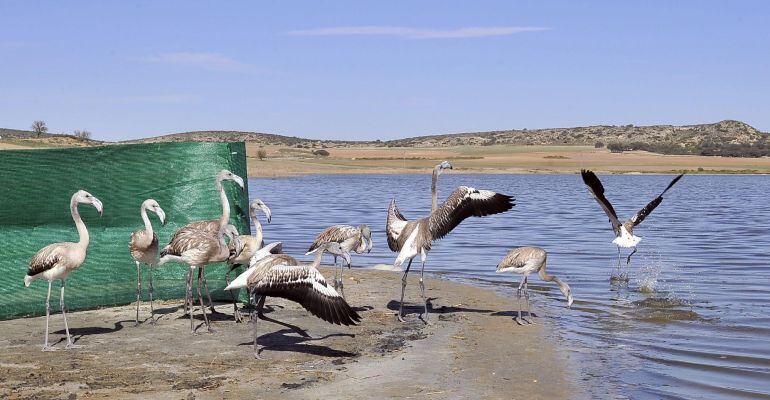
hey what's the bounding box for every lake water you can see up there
[248,173,770,399]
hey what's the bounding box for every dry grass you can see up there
[246,143,770,176]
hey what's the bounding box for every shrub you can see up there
[73,130,91,139]
[594,141,605,148]
[257,149,267,160]
[607,142,626,153]
[312,149,330,157]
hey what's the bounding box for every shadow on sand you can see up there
[490,310,538,319]
[53,320,131,345]
[386,298,496,316]
[239,329,357,358]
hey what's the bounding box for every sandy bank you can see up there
[0,268,580,399]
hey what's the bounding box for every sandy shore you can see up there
[0,267,580,399]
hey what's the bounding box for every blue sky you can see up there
[0,1,768,141]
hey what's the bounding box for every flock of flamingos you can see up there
[22,162,684,358]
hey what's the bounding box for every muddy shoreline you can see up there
[0,267,581,399]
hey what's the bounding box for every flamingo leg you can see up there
[187,267,195,333]
[42,281,55,351]
[183,269,192,316]
[226,264,243,322]
[612,246,622,280]
[256,295,266,319]
[61,280,79,349]
[419,260,430,324]
[397,259,413,322]
[625,247,637,279]
[196,268,214,333]
[148,265,155,325]
[523,277,534,324]
[338,257,345,298]
[332,255,338,290]
[252,292,265,360]
[135,261,142,326]
[200,267,218,314]
[515,278,526,325]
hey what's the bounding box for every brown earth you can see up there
[0,268,580,400]
[245,143,770,177]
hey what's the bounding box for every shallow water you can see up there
[248,173,770,399]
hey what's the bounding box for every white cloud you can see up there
[287,26,548,39]
[113,94,201,104]
[142,52,255,72]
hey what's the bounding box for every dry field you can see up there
[4,139,769,175]
[246,143,770,177]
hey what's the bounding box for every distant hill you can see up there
[386,119,762,147]
[124,120,768,157]
[3,120,769,157]
[0,128,101,148]
[120,130,370,147]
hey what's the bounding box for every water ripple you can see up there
[249,174,770,399]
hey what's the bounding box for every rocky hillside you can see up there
[126,120,768,157]
[4,120,768,157]
[121,130,371,147]
[386,120,766,149]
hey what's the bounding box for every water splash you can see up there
[637,262,662,293]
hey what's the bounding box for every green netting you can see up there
[0,141,250,320]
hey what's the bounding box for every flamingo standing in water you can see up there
[496,247,573,325]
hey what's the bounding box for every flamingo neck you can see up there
[216,223,229,259]
[431,167,439,212]
[538,264,572,304]
[71,196,89,248]
[252,213,262,239]
[216,179,230,228]
[140,203,153,238]
[310,249,325,268]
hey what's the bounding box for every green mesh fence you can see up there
[0,141,250,320]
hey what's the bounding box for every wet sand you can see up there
[0,268,580,399]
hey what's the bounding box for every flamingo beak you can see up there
[233,175,245,190]
[261,204,272,223]
[342,251,352,269]
[157,207,167,226]
[92,198,104,216]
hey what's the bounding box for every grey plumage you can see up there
[497,247,573,325]
[307,224,373,296]
[159,223,240,333]
[386,161,515,323]
[226,242,360,358]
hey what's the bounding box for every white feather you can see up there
[394,228,420,267]
[225,266,252,291]
[225,242,284,291]
[613,226,642,248]
[469,189,496,200]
